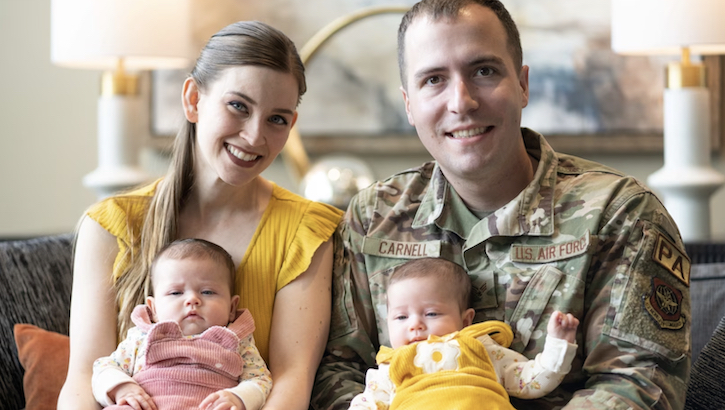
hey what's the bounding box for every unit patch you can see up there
[652,234,690,286]
[643,277,685,330]
[510,231,589,263]
[362,237,441,259]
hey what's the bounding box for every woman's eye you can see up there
[229,101,248,112]
[269,115,288,125]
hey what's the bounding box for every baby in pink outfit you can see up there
[92,238,271,410]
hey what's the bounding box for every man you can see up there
[312,1,691,409]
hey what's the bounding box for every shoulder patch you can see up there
[643,277,685,330]
[652,234,690,287]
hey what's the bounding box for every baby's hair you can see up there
[388,257,472,311]
[150,238,236,294]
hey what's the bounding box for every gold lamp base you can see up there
[667,47,707,89]
[101,59,139,96]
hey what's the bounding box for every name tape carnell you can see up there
[362,237,441,259]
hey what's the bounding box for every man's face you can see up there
[401,4,529,183]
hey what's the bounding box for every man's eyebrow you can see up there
[467,55,506,67]
[412,66,446,83]
[226,91,294,116]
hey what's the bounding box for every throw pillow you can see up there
[13,324,69,410]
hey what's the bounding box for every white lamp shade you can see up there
[51,0,193,70]
[611,0,725,56]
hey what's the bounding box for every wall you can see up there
[2,0,725,240]
[1,0,98,236]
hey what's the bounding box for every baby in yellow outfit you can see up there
[349,258,579,410]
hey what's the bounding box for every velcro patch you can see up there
[362,237,441,259]
[652,234,690,286]
[510,231,589,263]
[643,277,685,330]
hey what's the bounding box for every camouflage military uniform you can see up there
[312,128,691,410]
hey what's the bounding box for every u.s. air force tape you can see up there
[510,231,589,263]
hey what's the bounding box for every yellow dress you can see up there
[377,321,516,410]
[86,179,343,362]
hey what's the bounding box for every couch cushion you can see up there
[685,316,725,410]
[14,324,70,410]
[0,234,74,410]
[690,262,725,363]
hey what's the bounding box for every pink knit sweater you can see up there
[105,305,256,409]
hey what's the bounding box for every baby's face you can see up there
[386,276,471,349]
[147,256,238,336]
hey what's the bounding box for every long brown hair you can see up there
[114,21,306,339]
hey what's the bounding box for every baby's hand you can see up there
[547,311,579,343]
[111,382,157,410]
[199,389,245,410]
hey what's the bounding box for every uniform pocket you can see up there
[508,265,563,350]
[368,265,397,347]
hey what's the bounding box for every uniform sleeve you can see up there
[91,327,146,406]
[565,190,690,409]
[312,191,381,410]
[348,364,394,410]
[482,334,576,399]
[225,334,272,410]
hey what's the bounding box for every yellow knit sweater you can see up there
[86,179,343,362]
[376,321,516,410]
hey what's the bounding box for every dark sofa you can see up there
[1,234,724,410]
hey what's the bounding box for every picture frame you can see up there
[149,0,724,156]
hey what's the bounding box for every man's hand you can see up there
[110,382,157,410]
[199,389,246,410]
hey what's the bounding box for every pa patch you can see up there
[652,234,690,286]
[643,277,685,330]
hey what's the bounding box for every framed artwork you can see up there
[150,0,724,155]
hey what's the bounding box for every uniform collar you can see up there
[412,128,558,239]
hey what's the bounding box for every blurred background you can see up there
[2,0,725,239]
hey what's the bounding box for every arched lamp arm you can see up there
[282,5,411,183]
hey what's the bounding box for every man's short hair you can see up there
[397,0,523,88]
[388,257,472,311]
[151,238,236,293]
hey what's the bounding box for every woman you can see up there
[57,21,342,410]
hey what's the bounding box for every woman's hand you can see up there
[57,217,120,410]
[263,239,333,410]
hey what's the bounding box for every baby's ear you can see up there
[462,308,475,327]
[229,295,240,321]
[146,296,158,322]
